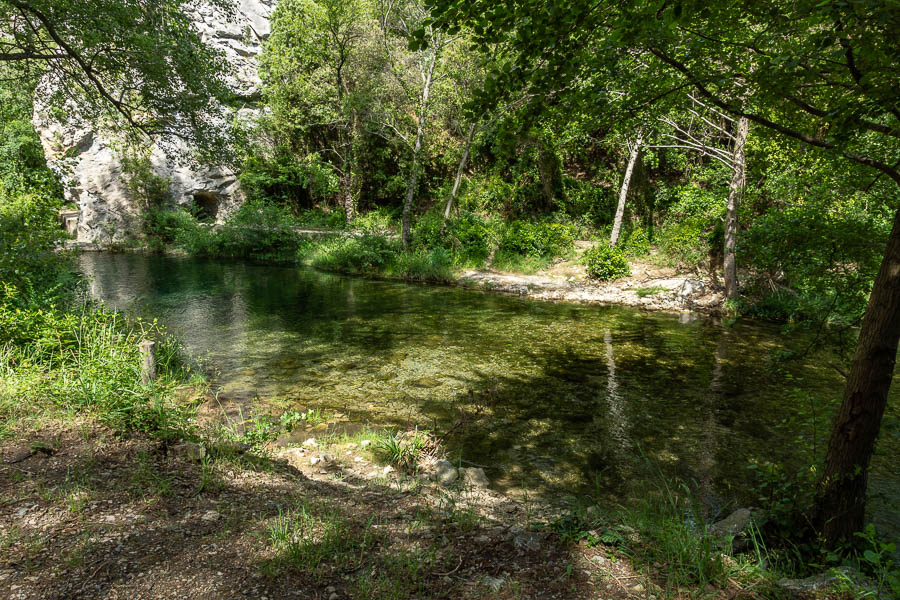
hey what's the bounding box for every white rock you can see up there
[302,438,318,448]
[433,460,458,485]
[359,440,371,448]
[33,1,277,244]
[201,510,221,522]
[461,467,490,488]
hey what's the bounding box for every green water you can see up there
[79,253,898,530]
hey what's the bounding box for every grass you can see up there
[353,548,437,600]
[262,500,380,579]
[634,285,667,298]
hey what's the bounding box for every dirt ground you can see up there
[1,421,654,600]
[458,243,723,314]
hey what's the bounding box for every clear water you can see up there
[79,253,898,532]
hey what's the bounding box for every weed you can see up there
[128,451,174,498]
[263,500,379,579]
[634,286,666,298]
[373,428,431,471]
[354,548,436,600]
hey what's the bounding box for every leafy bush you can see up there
[740,200,887,325]
[559,176,615,227]
[499,220,575,259]
[296,207,346,230]
[657,218,710,268]
[351,207,399,234]
[143,207,199,246]
[0,191,73,308]
[240,150,339,208]
[311,235,399,275]
[583,244,630,280]
[391,248,453,283]
[411,210,497,267]
[622,227,651,257]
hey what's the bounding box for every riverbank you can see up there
[2,407,854,600]
[67,236,725,315]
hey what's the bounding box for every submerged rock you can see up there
[709,507,757,538]
[778,567,855,597]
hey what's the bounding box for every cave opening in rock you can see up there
[193,192,220,222]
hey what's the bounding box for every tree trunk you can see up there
[610,132,643,248]
[814,199,900,545]
[724,117,749,300]
[441,121,477,235]
[342,172,356,223]
[401,44,438,249]
[536,137,563,212]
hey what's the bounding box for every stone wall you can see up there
[32,1,275,243]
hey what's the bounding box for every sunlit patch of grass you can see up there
[634,286,667,298]
[262,500,380,579]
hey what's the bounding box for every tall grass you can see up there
[0,307,197,438]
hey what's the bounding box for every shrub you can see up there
[0,191,73,307]
[657,218,709,268]
[312,235,399,275]
[622,227,651,257]
[410,210,497,268]
[583,244,630,280]
[392,248,453,283]
[296,207,346,230]
[143,207,199,246]
[351,207,399,234]
[499,220,575,259]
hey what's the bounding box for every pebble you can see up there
[359,440,371,448]
[201,510,221,522]
[303,438,318,448]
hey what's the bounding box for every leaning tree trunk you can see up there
[610,132,643,248]
[441,121,477,235]
[814,199,900,546]
[724,117,749,301]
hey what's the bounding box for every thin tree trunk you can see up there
[342,172,356,223]
[814,199,900,545]
[610,132,643,247]
[441,121,477,235]
[401,44,438,249]
[724,117,749,300]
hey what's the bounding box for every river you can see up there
[79,252,898,537]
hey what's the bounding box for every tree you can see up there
[655,96,750,299]
[429,0,900,545]
[609,132,643,248]
[260,0,378,221]
[0,0,234,150]
[377,0,457,248]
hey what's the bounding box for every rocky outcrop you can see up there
[33,1,275,243]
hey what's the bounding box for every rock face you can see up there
[33,1,275,243]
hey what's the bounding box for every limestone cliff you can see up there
[33,1,275,243]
